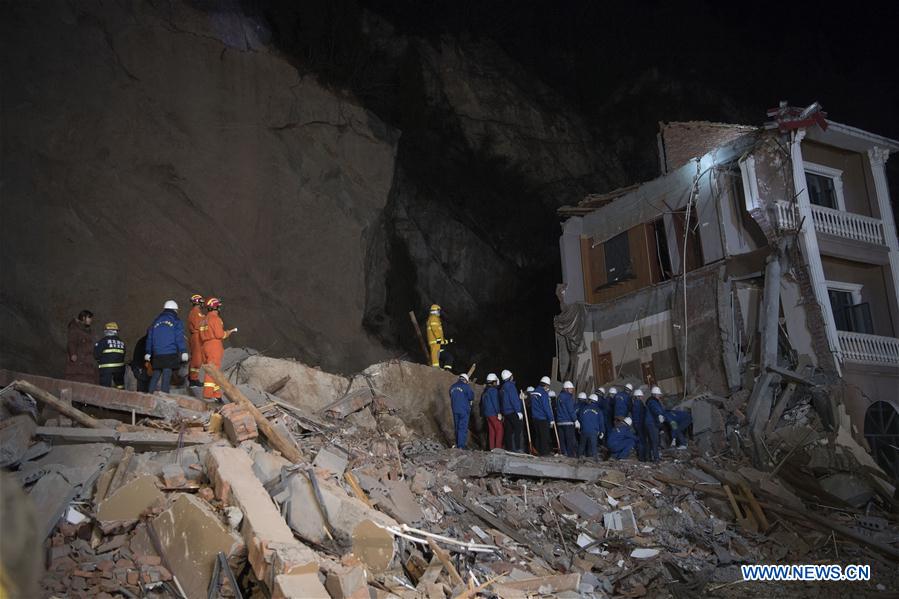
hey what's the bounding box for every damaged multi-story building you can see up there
[554,104,899,475]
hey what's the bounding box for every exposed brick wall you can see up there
[660,121,757,172]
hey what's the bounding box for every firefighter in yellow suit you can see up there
[426,304,449,368]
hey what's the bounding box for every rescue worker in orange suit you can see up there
[94,322,127,389]
[426,304,451,368]
[186,294,206,388]
[199,297,236,400]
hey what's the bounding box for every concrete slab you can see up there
[151,493,245,599]
[352,519,395,575]
[819,473,875,508]
[559,490,603,520]
[97,475,164,523]
[313,446,348,476]
[272,573,330,599]
[457,452,606,482]
[29,471,78,540]
[0,414,36,467]
[206,446,318,588]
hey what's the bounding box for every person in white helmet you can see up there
[530,376,554,456]
[556,381,578,457]
[480,373,503,450]
[145,300,188,393]
[449,373,474,449]
[499,370,524,452]
[643,386,666,462]
[632,388,647,461]
[577,393,605,459]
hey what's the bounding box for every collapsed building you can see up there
[554,106,899,478]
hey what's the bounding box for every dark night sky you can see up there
[364,0,899,140]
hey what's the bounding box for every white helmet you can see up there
[609,387,618,395]
[633,389,644,397]
[486,373,499,383]
[501,369,513,381]
[577,392,587,400]
[625,383,634,391]
[526,386,535,393]
[459,373,469,382]
[563,381,574,389]
[651,386,663,396]
[548,390,556,398]
[539,376,551,386]
[588,393,599,402]
[164,300,179,311]
[598,387,606,395]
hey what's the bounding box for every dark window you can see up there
[829,289,873,334]
[604,232,633,284]
[652,219,672,281]
[806,173,837,209]
[637,335,652,350]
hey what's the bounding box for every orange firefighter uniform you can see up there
[200,299,230,400]
[426,304,445,368]
[187,301,206,386]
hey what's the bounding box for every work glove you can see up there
[517,412,523,420]
[497,414,503,421]
[658,414,665,424]
[624,416,633,426]
[549,421,555,428]
[144,354,151,362]
[181,352,189,362]
[599,432,605,440]
[575,421,581,430]
[670,420,679,430]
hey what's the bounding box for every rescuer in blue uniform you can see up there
[644,386,667,462]
[530,377,554,456]
[556,381,578,457]
[144,300,188,394]
[596,387,611,441]
[94,322,127,389]
[631,388,647,461]
[500,370,524,453]
[577,393,604,459]
[449,373,474,449]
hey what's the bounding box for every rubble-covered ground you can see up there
[0,350,896,598]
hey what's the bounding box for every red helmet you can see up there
[205,297,222,310]
[190,294,204,305]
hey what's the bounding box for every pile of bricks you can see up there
[220,402,258,444]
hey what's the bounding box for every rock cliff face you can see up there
[1,1,626,379]
[1,1,398,374]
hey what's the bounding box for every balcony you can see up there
[775,201,886,246]
[838,331,899,366]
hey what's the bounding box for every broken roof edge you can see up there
[810,119,899,152]
[659,120,758,132]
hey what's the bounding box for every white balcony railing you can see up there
[810,204,885,245]
[838,331,899,366]
[774,201,886,246]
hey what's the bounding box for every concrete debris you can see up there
[322,387,374,419]
[151,493,245,599]
[4,355,898,598]
[220,402,259,444]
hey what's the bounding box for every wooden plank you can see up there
[107,446,135,498]
[494,574,580,594]
[428,538,463,587]
[264,376,291,395]
[203,364,303,463]
[765,381,796,435]
[344,471,373,508]
[12,380,103,428]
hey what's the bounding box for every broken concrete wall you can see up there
[233,356,351,413]
[659,122,758,173]
[559,217,585,305]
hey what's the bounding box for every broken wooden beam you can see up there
[0,370,209,420]
[203,365,303,463]
[264,375,291,395]
[655,475,899,562]
[493,573,580,595]
[10,380,103,428]
[34,427,213,449]
[428,538,463,587]
[766,365,816,386]
[408,310,431,364]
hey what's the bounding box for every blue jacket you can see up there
[607,423,637,454]
[665,409,692,430]
[578,404,605,433]
[500,381,522,414]
[613,392,631,419]
[632,400,645,431]
[146,309,187,357]
[556,391,577,424]
[646,397,665,421]
[450,380,474,414]
[530,387,553,421]
[480,386,500,417]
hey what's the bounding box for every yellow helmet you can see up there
[104,322,119,331]
[429,304,441,314]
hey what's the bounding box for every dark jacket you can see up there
[480,386,500,417]
[530,387,554,421]
[500,380,522,414]
[64,319,96,383]
[556,391,577,424]
[449,379,474,414]
[94,334,127,371]
[578,404,605,434]
[146,309,187,357]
